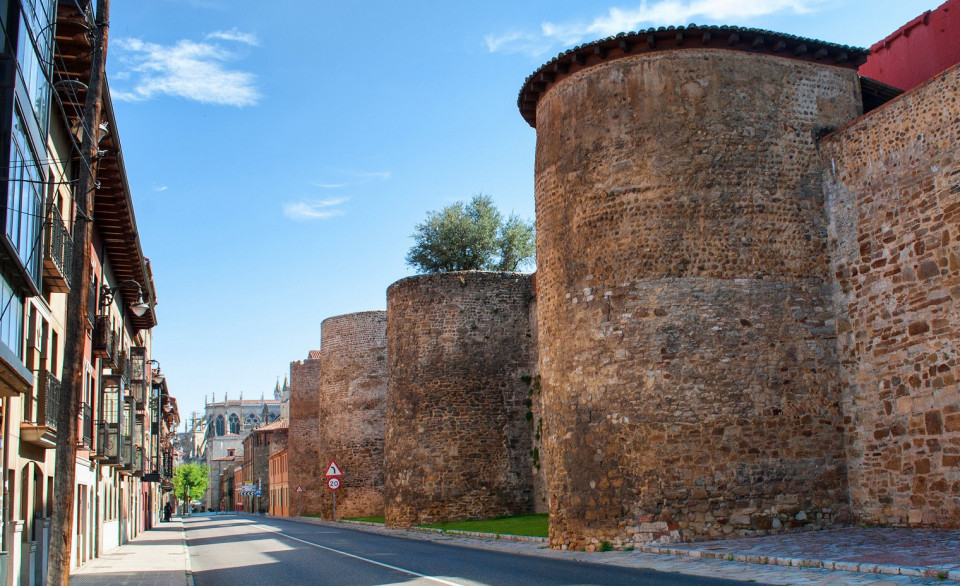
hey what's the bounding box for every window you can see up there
[214,415,225,437]
[228,413,240,434]
[15,6,53,132]
[5,111,44,288]
[244,413,260,429]
[0,274,24,359]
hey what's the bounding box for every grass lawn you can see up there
[417,514,548,537]
[342,515,386,523]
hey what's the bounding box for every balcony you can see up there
[95,421,124,466]
[92,316,117,364]
[20,371,60,449]
[132,446,145,477]
[42,203,73,293]
[77,402,93,449]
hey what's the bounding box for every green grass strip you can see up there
[417,514,548,537]
[341,515,386,523]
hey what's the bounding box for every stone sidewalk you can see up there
[70,518,191,585]
[641,528,960,580]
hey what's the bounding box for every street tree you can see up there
[406,194,535,273]
[173,463,210,512]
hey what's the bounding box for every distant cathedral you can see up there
[203,377,288,438]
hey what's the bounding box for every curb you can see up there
[180,518,196,586]
[281,515,547,544]
[639,544,960,581]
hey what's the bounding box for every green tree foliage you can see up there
[173,462,209,504]
[406,194,535,273]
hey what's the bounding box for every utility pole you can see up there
[47,1,110,584]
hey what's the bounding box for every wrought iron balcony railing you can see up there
[43,203,73,293]
[38,370,60,430]
[92,315,117,364]
[79,402,93,448]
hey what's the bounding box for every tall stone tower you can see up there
[519,26,868,549]
[384,272,538,526]
[316,311,388,518]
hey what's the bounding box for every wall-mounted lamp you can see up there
[148,359,165,384]
[102,280,151,317]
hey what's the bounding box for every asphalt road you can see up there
[184,515,749,586]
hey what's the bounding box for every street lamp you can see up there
[101,280,150,317]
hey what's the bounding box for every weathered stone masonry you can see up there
[822,64,960,529]
[384,272,538,526]
[289,312,387,518]
[522,31,865,549]
[287,24,959,549]
[288,354,323,515]
[316,312,388,518]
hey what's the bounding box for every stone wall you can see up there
[384,272,537,526]
[532,49,862,549]
[821,64,960,528]
[314,311,388,519]
[288,356,324,515]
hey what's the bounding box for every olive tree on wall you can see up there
[406,194,535,273]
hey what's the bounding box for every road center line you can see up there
[251,523,469,586]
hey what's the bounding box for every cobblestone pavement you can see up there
[641,528,960,581]
[70,518,191,585]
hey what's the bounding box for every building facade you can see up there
[0,1,179,581]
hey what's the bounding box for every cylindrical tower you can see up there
[384,272,537,526]
[520,26,867,549]
[315,311,388,518]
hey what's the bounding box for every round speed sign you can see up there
[327,477,340,490]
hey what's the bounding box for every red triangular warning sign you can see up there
[324,460,343,477]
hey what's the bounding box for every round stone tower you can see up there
[315,311,388,518]
[384,272,537,527]
[519,26,868,549]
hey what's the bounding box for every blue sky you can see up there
[106,0,940,427]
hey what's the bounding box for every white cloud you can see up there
[349,170,392,181]
[487,0,822,56]
[153,185,168,192]
[206,28,259,46]
[113,37,260,106]
[310,182,346,189]
[282,198,349,221]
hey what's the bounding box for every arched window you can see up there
[228,413,240,434]
[244,413,260,429]
[268,413,278,422]
[214,415,225,437]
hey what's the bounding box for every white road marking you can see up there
[250,522,469,586]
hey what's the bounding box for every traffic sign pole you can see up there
[323,461,343,522]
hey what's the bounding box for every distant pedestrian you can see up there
[163,501,172,522]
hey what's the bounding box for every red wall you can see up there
[860,0,960,90]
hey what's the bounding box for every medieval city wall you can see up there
[384,272,538,526]
[288,356,324,515]
[314,311,388,519]
[821,63,960,528]
[531,49,862,549]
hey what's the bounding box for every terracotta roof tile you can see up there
[518,24,868,127]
